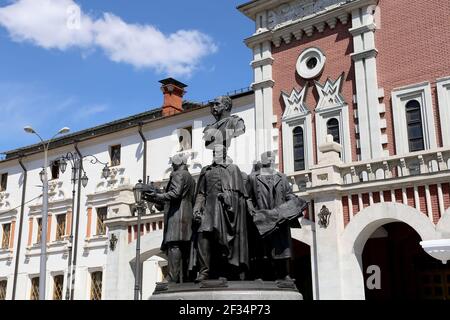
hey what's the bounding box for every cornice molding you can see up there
[243,0,378,48]
[251,56,275,68]
[351,48,378,61]
[251,79,276,90]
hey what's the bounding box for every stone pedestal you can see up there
[150,280,303,300]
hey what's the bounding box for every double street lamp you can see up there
[24,126,70,300]
[24,126,111,300]
[55,150,110,300]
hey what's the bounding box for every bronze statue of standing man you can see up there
[247,151,307,281]
[191,95,249,282]
[148,153,195,283]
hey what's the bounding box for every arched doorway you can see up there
[362,222,450,300]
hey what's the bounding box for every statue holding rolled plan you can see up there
[246,151,307,281]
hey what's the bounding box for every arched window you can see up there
[405,100,424,152]
[293,126,305,171]
[327,118,340,144]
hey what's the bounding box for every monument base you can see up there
[150,279,303,300]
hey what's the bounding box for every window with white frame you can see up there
[50,160,60,180]
[53,274,64,300]
[178,125,193,151]
[326,118,340,144]
[90,271,102,300]
[30,277,39,300]
[0,280,6,300]
[1,223,11,249]
[314,75,352,163]
[405,100,425,152]
[0,173,7,192]
[96,207,107,236]
[391,82,437,155]
[55,214,66,241]
[281,86,314,174]
[293,127,305,172]
[437,77,450,147]
[36,218,42,244]
[109,145,121,167]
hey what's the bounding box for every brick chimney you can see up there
[159,78,187,116]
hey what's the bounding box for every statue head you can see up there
[210,95,232,121]
[261,151,276,167]
[170,153,188,171]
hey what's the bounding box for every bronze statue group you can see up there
[146,95,307,285]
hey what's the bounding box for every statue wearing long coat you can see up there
[246,170,300,260]
[159,166,195,252]
[191,159,249,273]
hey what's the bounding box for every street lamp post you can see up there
[133,180,145,300]
[24,126,70,300]
[56,149,110,300]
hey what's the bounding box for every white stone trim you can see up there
[281,86,314,174]
[296,47,326,80]
[350,6,383,161]
[391,82,437,155]
[437,77,450,147]
[314,75,352,163]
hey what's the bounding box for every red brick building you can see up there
[239,0,450,300]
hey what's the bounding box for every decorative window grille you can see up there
[90,271,102,300]
[293,126,305,172]
[96,207,107,235]
[55,214,66,241]
[53,275,64,300]
[0,280,7,300]
[1,223,11,249]
[30,277,39,300]
[109,145,121,167]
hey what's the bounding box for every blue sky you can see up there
[0,0,254,154]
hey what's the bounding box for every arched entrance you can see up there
[362,222,450,300]
[340,202,440,299]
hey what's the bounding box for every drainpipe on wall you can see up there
[12,158,27,300]
[69,144,83,300]
[138,123,147,183]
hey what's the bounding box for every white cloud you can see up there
[0,0,217,76]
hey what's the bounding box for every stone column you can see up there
[310,135,345,299]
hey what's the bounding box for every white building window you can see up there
[109,145,121,167]
[90,271,103,300]
[1,223,11,249]
[327,118,340,144]
[437,77,450,147]
[281,86,314,174]
[55,214,66,241]
[391,82,436,155]
[0,280,6,300]
[30,277,39,300]
[293,127,305,172]
[178,126,192,151]
[314,75,352,163]
[50,160,60,180]
[0,173,7,192]
[53,274,64,300]
[96,207,107,236]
